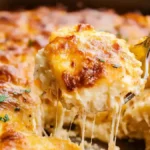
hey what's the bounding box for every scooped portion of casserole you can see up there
[35,24,144,114]
[35,24,148,150]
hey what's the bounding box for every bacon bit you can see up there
[112,42,120,51]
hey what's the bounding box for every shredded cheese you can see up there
[90,114,96,147]
[108,99,123,150]
[80,114,86,150]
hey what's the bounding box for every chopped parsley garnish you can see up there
[0,114,9,122]
[4,114,9,122]
[28,39,34,47]
[0,117,3,122]
[0,95,7,102]
[112,64,121,68]
[24,89,31,93]
[14,107,20,112]
[98,58,105,63]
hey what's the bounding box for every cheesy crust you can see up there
[0,130,80,150]
[35,24,144,114]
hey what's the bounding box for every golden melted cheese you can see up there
[0,85,42,135]
[0,131,80,150]
[35,24,144,114]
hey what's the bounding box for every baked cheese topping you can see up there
[0,130,80,150]
[35,24,147,150]
[35,24,145,114]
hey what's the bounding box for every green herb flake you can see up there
[0,117,4,122]
[112,64,121,68]
[98,58,105,63]
[0,114,9,122]
[0,95,7,102]
[3,114,9,122]
[24,89,31,93]
[14,107,20,112]
[28,39,34,47]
